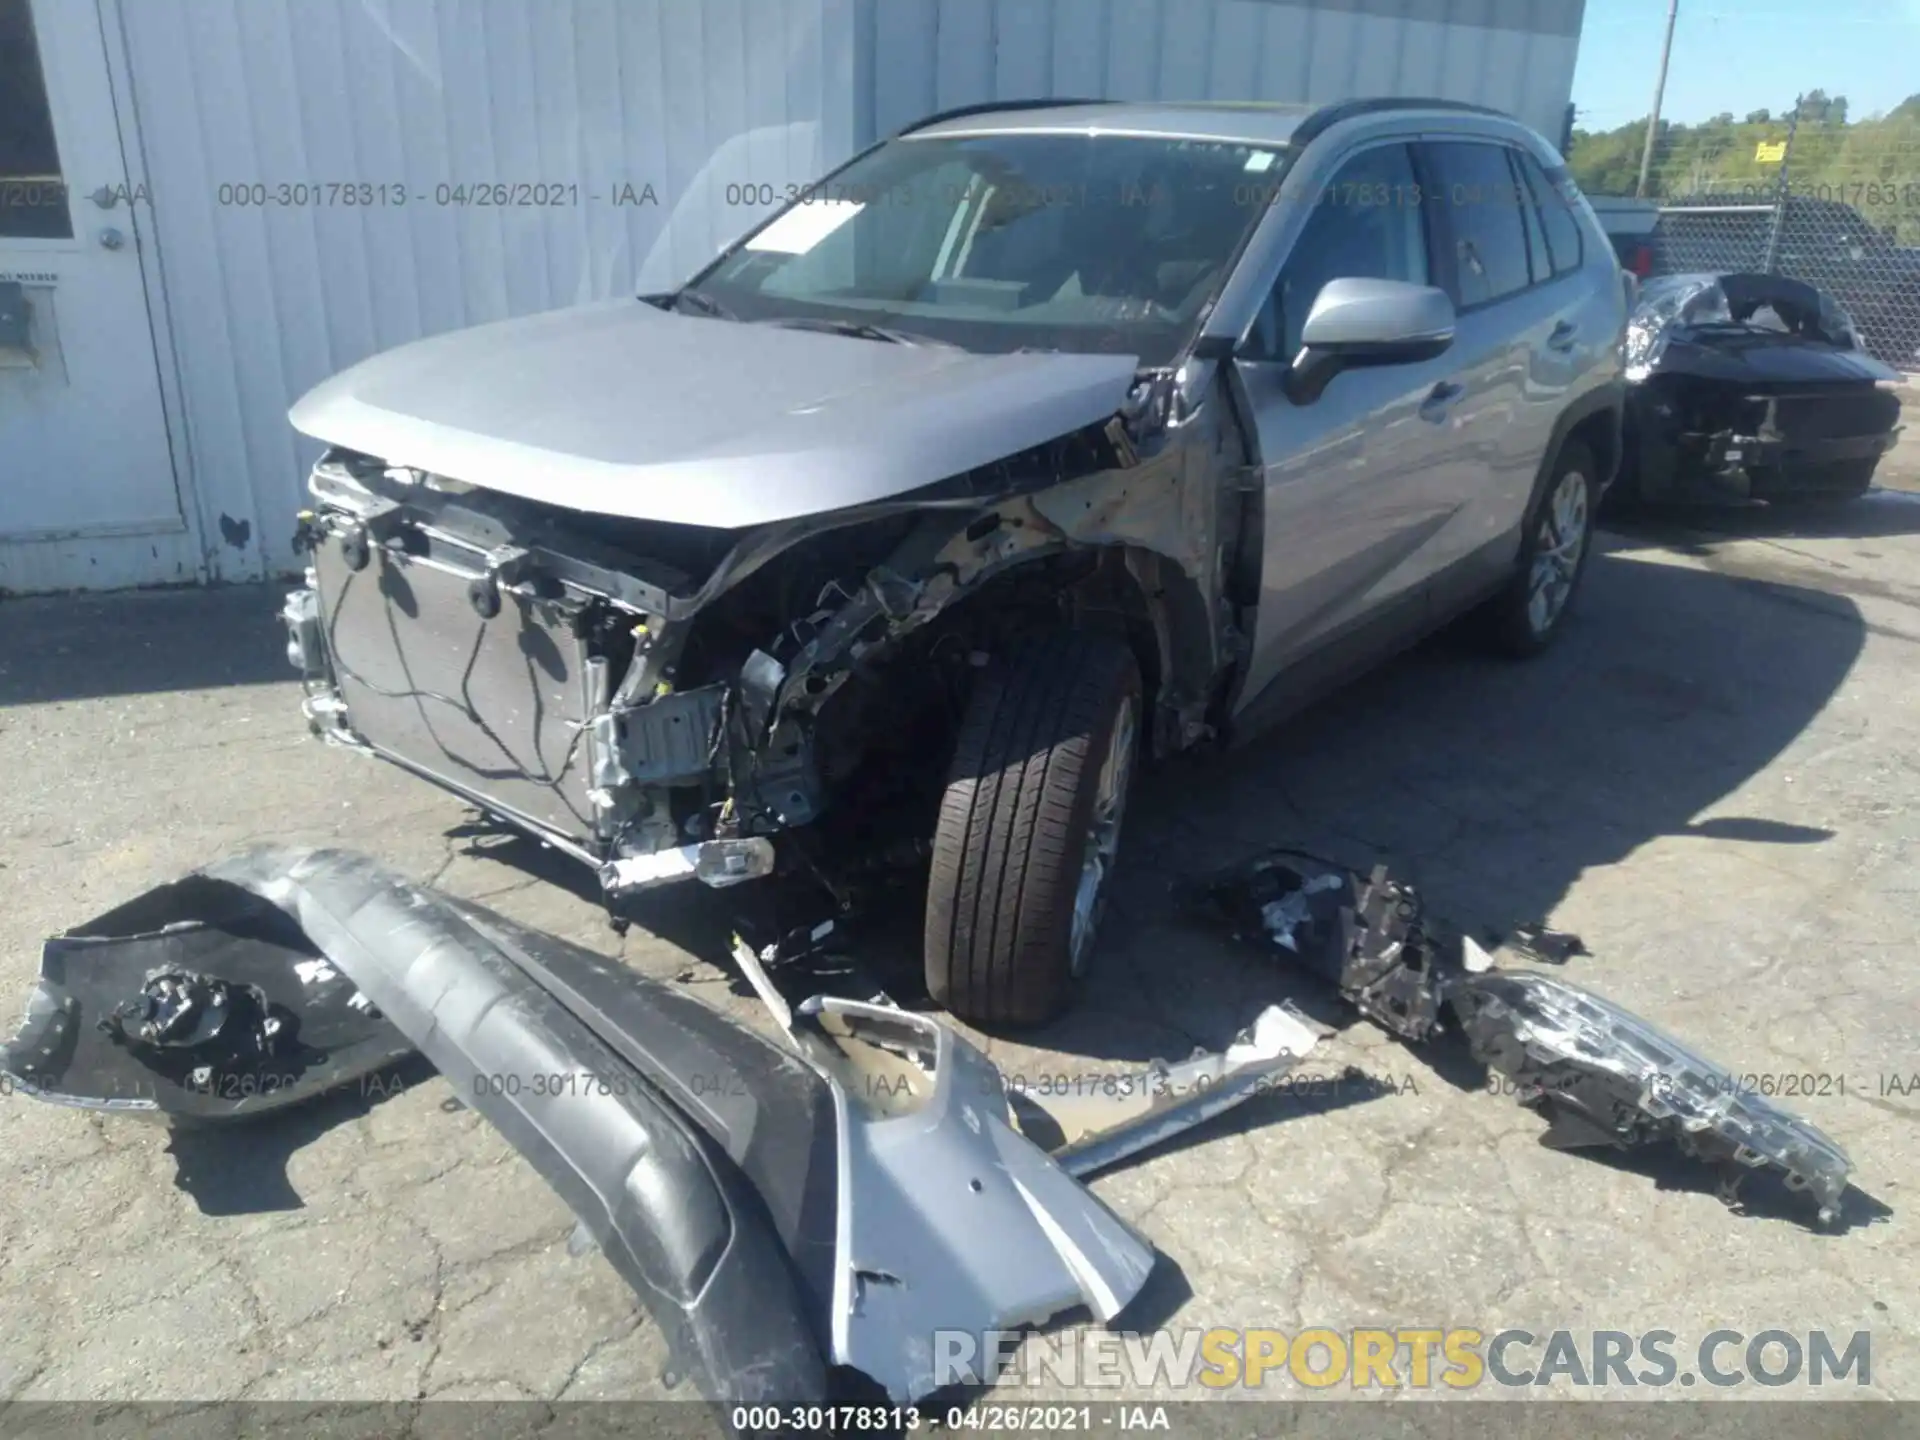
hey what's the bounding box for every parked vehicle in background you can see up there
[282,98,1628,1029]
[1651,196,1920,371]
[1618,271,1905,506]
[1589,195,1661,278]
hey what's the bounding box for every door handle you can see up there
[1547,320,1580,352]
[1419,381,1465,423]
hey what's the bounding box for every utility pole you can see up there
[1635,0,1680,197]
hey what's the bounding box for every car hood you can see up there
[1627,272,1904,388]
[1652,332,1902,386]
[289,300,1142,529]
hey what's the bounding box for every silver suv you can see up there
[285,98,1629,1028]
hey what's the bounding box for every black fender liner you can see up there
[1540,380,1627,500]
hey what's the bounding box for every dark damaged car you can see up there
[281,98,1630,1028]
[1616,270,1905,506]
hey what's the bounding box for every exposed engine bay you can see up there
[282,355,1247,906]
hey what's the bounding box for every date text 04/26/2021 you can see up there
[728,1404,1170,1434]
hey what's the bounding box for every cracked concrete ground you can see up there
[2,489,1917,1412]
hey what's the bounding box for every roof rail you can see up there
[894,97,1111,138]
[1289,96,1514,149]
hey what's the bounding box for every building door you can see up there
[1,0,190,587]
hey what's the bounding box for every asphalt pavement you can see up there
[2,488,1918,1410]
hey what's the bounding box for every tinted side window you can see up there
[1429,142,1532,307]
[1250,143,1429,361]
[1517,150,1585,277]
[1512,151,1551,285]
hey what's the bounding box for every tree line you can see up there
[1567,90,1920,245]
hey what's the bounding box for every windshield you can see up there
[683,132,1289,366]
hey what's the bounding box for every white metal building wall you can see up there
[866,0,1582,141]
[104,0,1584,586]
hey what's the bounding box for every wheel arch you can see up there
[915,540,1216,761]
[1547,382,1625,502]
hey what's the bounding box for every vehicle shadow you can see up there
[1023,542,1867,1065]
[163,1054,440,1214]
[0,581,293,707]
[1607,486,1920,545]
[583,541,1869,1092]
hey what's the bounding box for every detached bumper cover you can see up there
[5,847,1162,1416]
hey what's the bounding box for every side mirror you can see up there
[1283,277,1456,403]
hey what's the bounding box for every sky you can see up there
[1571,0,1920,131]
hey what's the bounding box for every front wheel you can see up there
[1482,440,1598,657]
[923,632,1141,1029]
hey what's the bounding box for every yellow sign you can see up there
[1756,141,1788,163]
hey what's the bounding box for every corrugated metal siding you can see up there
[863,0,1581,138]
[108,0,1582,585]
[115,0,864,581]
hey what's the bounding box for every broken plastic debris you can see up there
[1450,972,1854,1226]
[1259,871,1343,951]
[1,871,414,1120]
[1022,1003,1326,1178]
[728,896,1323,1187]
[1179,855,1460,1040]
[1179,849,1857,1225]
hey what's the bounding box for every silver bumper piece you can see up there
[1026,1003,1325,1179]
[599,837,776,895]
[787,995,1156,1402]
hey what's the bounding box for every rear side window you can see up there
[1427,141,1532,308]
[1517,150,1585,277]
[1512,151,1552,285]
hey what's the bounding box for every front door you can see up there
[1,0,188,586]
[1232,140,1477,710]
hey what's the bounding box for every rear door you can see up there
[1234,139,1478,704]
[1415,140,1572,587]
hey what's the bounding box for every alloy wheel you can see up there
[1527,470,1590,638]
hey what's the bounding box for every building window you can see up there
[0,0,72,240]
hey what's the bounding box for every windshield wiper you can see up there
[760,316,950,347]
[669,288,739,321]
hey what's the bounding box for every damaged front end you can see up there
[1624,272,1904,503]
[284,356,1243,909]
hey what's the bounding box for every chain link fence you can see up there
[1569,93,1920,373]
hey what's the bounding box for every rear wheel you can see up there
[1483,440,1598,657]
[924,631,1141,1028]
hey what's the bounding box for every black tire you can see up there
[924,631,1141,1029]
[1483,439,1599,658]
